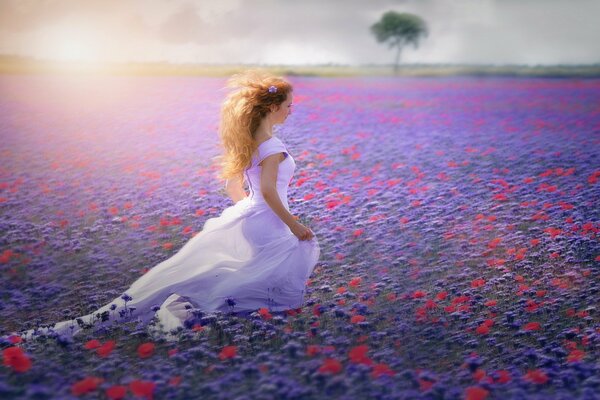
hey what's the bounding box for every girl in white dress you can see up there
[18,70,320,341]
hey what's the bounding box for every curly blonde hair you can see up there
[216,69,293,181]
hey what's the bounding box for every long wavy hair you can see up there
[216,69,293,181]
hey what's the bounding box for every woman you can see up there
[18,70,320,341]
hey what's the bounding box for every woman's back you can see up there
[244,136,296,210]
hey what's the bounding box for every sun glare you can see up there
[35,23,104,63]
[55,39,98,62]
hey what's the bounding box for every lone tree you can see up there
[370,11,428,75]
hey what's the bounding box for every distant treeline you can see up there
[1,54,599,78]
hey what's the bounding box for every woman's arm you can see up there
[225,174,248,203]
[260,154,314,241]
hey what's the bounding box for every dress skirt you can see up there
[21,196,320,340]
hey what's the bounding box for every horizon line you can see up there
[0,54,599,68]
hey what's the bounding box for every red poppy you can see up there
[350,315,366,324]
[306,345,321,356]
[349,277,362,287]
[424,299,437,309]
[2,346,32,373]
[318,358,343,374]
[487,237,501,248]
[258,307,273,320]
[464,386,489,400]
[567,349,585,363]
[0,249,15,263]
[523,322,541,331]
[105,385,127,400]
[525,300,539,313]
[159,217,170,226]
[71,376,104,396]
[97,340,116,358]
[348,345,373,365]
[544,227,562,238]
[515,248,527,260]
[475,324,490,335]
[472,369,486,381]
[137,342,155,359]
[326,200,340,209]
[7,335,22,344]
[577,310,589,318]
[582,335,591,346]
[452,295,470,305]
[219,345,237,360]
[523,369,549,384]
[471,278,486,288]
[444,305,456,313]
[412,290,426,299]
[435,291,448,300]
[285,309,298,317]
[371,363,396,378]
[484,300,497,307]
[84,339,102,350]
[495,369,512,384]
[129,380,156,400]
[352,229,364,237]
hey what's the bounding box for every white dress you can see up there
[20,136,320,341]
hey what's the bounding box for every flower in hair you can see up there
[268,85,278,93]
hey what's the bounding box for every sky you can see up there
[0,0,598,66]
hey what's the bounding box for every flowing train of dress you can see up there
[18,136,320,341]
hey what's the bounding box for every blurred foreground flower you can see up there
[2,346,32,373]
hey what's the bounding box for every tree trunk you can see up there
[394,43,402,76]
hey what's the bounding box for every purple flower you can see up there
[268,85,278,93]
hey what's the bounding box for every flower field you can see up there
[1,74,599,399]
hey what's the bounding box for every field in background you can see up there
[1,55,600,78]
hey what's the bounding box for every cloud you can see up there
[158,2,215,45]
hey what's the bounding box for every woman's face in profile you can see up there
[273,92,293,124]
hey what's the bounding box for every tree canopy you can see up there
[370,11,428,74]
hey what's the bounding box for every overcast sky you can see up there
[0,0,598,65]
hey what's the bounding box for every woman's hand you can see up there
[290,221,314,241]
